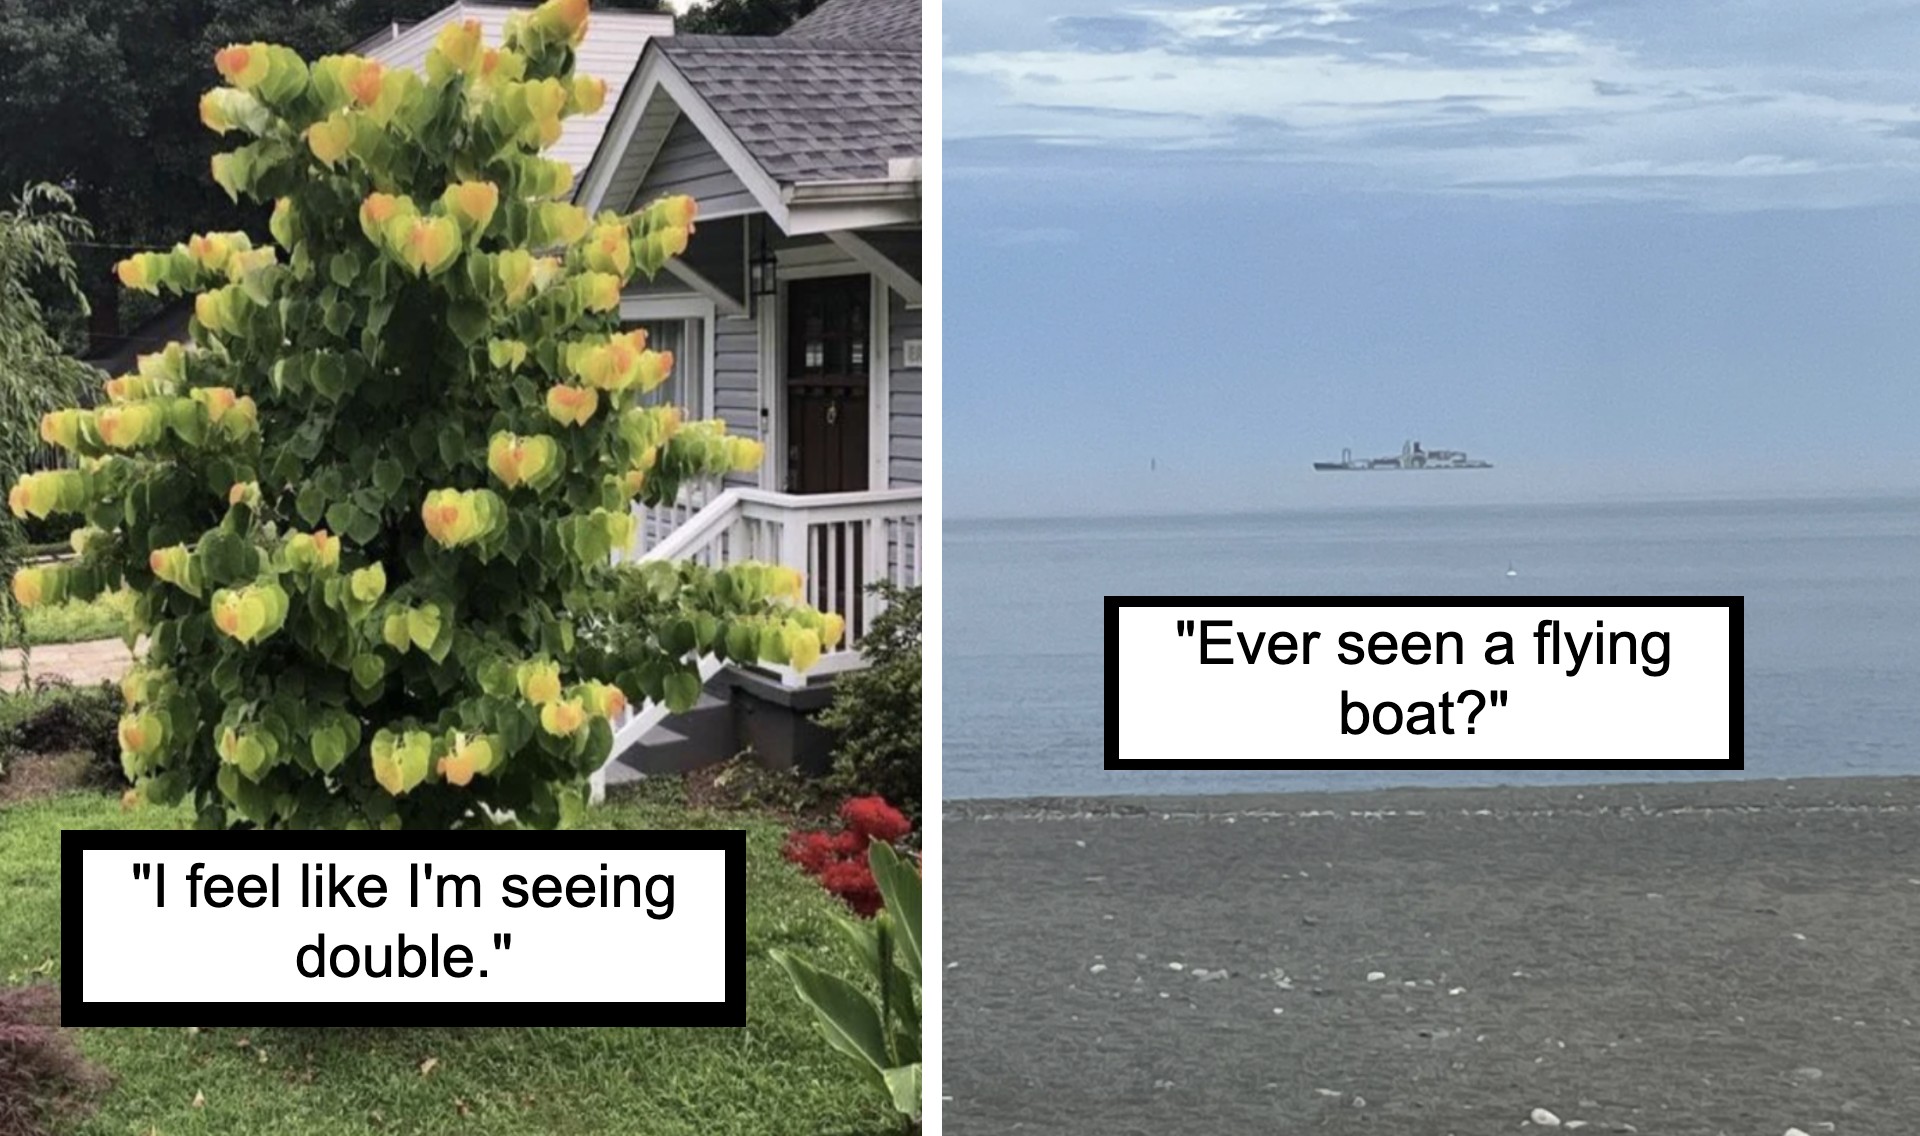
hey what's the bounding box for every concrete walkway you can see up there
[0,637,139,692]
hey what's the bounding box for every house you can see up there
[576,0,924,795]
[84,0,922,793]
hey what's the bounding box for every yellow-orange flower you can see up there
[115,255,155,292]
[576,272,621,313]
[191,386,239,422]
[307,114,353,166]
[420,488,503,547]
[149,544,192,590]
[726,436,765,473]
[214,44,270,89]
[487,432,561,490]
[636,348,673,393]
[39,410,83,452]
[433,19,483,74]
[347,58,386,106]
[518,660,563,705]
[10,566,48,608]
[584,222,631,276]
[396,216,462,276]
[438,733,495,786]
[444,180,500,233]
[571,73,607,115]
[95,404,159,450]
[580,681,628,719]
[359,192,412,245]
[540,698,588,737]
[545,384,599,427]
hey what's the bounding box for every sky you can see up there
[943,0,1920,516]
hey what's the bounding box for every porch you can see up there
[592,483,923,800]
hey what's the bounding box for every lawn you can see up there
[0,788,897,1136]
[3,595,129,649]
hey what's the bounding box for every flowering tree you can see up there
[7,0,842,829]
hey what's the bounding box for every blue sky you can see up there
[943,0,1920,516]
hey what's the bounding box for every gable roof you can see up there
[577,0,920,231]
[784,0,920,43]
[652,34,918,184]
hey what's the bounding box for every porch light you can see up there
[750,227,778,301]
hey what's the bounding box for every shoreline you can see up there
[944,774,1920,1134]
[945,773,1920,820]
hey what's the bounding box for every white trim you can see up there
[757,287,780,491]
[785,200,921,236]
[869,275,890,491]
[617,105,680,213]
[650,58,790,227]
[618,296,718,422]
[662,258,746,317]
[619,295,711,322]
[829,231,922,305]
[578,69,660,213]
[779,259,866,280]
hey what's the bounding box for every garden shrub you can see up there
[6,0,845,829]
[0,682,124,789]
[820,583,920,810]
[782,795,914,916]
[0,984,106,1136]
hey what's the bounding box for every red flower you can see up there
[840,796,911,844]
[781,830,840,876]
[819,858,882,917]
[832,828,869,858]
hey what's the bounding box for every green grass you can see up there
[5,594,129,648]
[0,791,897,1136]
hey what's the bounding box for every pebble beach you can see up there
[943,776,1920,1134]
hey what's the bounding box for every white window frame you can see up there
[618,294,717,423]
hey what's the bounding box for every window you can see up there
[624,318,706,418]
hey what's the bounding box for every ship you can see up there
[1313,440,1492,471]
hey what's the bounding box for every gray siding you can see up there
[630,116,758,218]
[714,316,762,487]
[887,292,921,488]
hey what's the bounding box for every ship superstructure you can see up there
[1314,440,1492,471]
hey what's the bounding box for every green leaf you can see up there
[447,299,489,344]
[296,483,327,527]
[344,506,381,547]
[372,458,405,497]
[329,251,360,288]
[770,951,892,1076]
[325,502,355,537]
[881,1064,922,1119]
[870,843,922,982]
[663,669,700,714]
[311,724,349,773]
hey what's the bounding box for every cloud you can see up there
[944,0,1920,208]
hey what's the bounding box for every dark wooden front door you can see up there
[785,275,869,494]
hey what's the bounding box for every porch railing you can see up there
[591,485,922,800]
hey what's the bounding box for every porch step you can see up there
[606,691,733,779]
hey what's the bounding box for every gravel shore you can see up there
[943,776,1920,1134]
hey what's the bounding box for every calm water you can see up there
[946,494,1920,798]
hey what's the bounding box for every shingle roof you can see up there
[653,0,919,185]
[784,0,919,43]
[657,36,918,183]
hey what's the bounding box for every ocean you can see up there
[944,494,1920,798]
